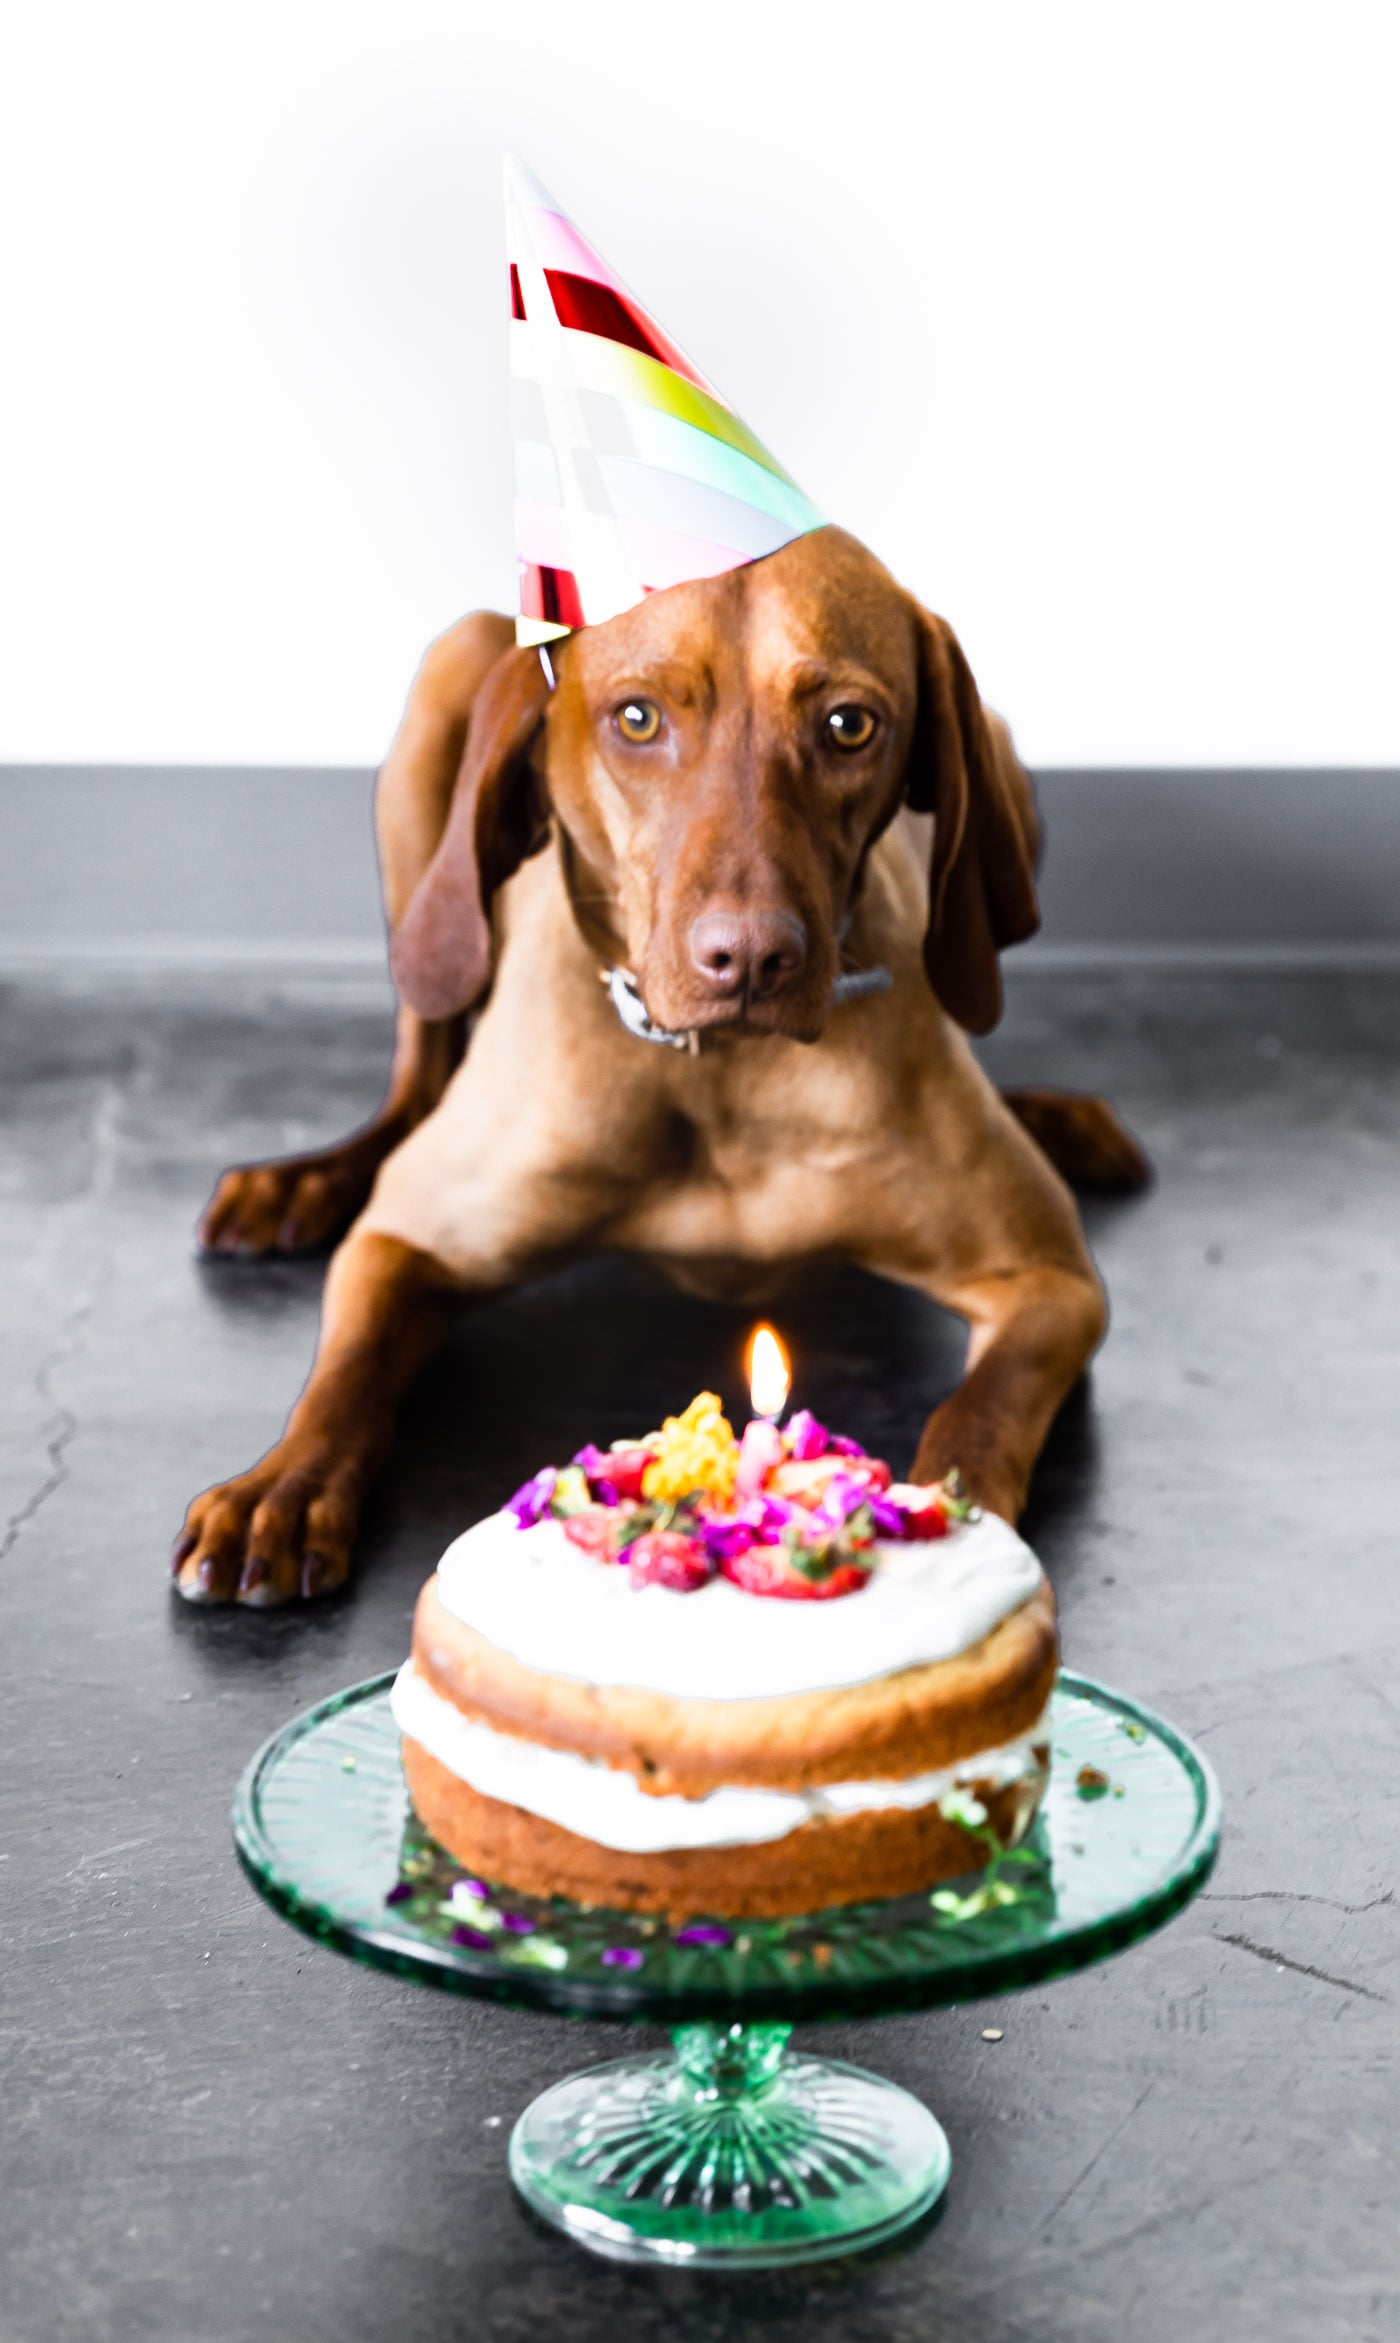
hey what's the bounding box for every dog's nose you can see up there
[688,910,808,1000]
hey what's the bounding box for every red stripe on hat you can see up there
[519,562,584,630]
[542,270,709,390]
[509,263,527,321]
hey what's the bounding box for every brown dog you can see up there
[176,526,1146,1605]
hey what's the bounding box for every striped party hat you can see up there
[505,156,824,648]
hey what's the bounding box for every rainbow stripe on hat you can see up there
[505,156,824,648]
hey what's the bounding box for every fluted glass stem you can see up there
[508,2022,950,2266]
[670,2020,791,2098]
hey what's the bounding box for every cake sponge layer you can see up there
[401,1733,1049,1922]
[411,1570,1056,1795]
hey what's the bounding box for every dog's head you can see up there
[393,526,1038,1039]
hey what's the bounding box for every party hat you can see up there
[505,156,824,648]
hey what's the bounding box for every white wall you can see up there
[2,1,1397,768]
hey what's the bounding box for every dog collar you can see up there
[603,964,892,1051]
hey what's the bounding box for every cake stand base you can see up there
[235,1670,1221,2269]
[508,2020,950,2268]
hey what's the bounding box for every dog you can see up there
[174,525,1146,1605]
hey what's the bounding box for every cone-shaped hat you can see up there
[505,157,824,648]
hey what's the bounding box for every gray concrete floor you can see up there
[2,963,1397,2343]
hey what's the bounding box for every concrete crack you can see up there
[1211,1929,1389,2002]
[0,1304,89,1564]
[1038,2080,1156,2236]
[1201,1888,1394,1916]
[0,1079,119,1566]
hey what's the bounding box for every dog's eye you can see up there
[827,705,877,752]
[615,699,662,745]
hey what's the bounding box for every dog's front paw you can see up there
[170,1446,358,1607]
[197,1137,387,1259]
[908,1416,1025,1529]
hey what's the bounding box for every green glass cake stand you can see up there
[232,1670,1219,2269]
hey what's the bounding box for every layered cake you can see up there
[391,1394,1056,1920]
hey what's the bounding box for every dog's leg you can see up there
[197,611,515,1257]
[172,1231,460,1604]
[905,1261,1107,1523]
[999,1088,1151,1194]
[864,1089,1108,1523]
[173,930,659,1606]
[196,1016,467,1259]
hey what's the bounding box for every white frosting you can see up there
[391,1661,1050,1854]
[431,1508,1043,1701]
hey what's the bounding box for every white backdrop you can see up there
[2,1,1397,768]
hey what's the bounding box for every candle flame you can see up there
[746,1323,791,1420]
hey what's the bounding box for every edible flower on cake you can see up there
[504,1392,975,1602]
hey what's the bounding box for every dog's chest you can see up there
[610,1055,925,1272]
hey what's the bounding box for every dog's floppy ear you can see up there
[904,607,1039,1034]
[391,644,551,1019]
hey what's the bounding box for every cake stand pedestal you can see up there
[233,1671,1219,2270]
[508,2018,949,2265]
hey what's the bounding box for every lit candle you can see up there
[735,1322,791,1496]
[746,1323,791,1421]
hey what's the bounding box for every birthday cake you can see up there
[390,1389,1056,1921]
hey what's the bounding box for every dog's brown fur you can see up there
[179,528,1146,1605]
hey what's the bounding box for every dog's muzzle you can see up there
[603,964,892,1051]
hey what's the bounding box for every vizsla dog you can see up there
[175,526,1145,1605]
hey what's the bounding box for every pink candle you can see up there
[735,1416,784,1499]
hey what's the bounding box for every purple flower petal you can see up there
[673,1923,732,1948]
[506,1466,557,1528]
[705,1491,801,1558]
[743,1493,796,1537]
[450,1923,493,1951]
[785,1409,829,1462]
[448,1878,489,1911]
[384,1881,415,1905]
[867,1492,908,1538]
[499,1912,536,1935]
[828,1433,866,1457]
[600,1945,645,1970]
[808,1474,872,1533]
[701,1517,756,1563]
[569,1445,614,1504]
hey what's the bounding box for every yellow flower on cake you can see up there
[641,1393,740,1506]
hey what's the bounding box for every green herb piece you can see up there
[938,1468,979,1523]
[613,1508,659,1551]
[548,1465,593,1517]
[786,1534,838,1581]
[930,1786,1044,1923]
[507,1937,569,1971]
